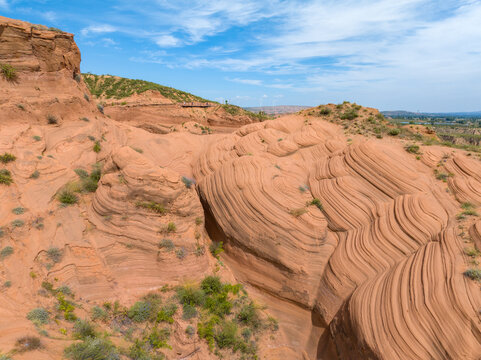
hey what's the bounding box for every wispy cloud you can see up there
[0,0,8,10]
[81,24,117,36]
[155,35,181,47]
[226,77,263,86]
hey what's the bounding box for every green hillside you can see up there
[82,73,211,103]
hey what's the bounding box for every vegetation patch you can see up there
[464,268,481,280]
[0,169,13,185]
[15,336,41,352]
[0,63,17,81]
[58,190,78,205]
[0,153,16,163]
[136,201,166,215]
[47,114,58,124]
[27,307,50,325]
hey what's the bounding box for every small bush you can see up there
[15,336,41,352]
[11,219,24,227]
[80,117,90,122]
[237,302,261,329]
[132,147,143,153]
[57,293,77,321]
[318,107,331,115]
[157,303,177,324]
[136,201,166,215]
[93,141,101,153]
[4,280,11,288]
[166,222,176,233]
[128,301,153,322]
[405,144,420,154]
[64,337,119,360]
[58,190,78,205]
[340,109,358,120]
[57,285,72,296]
[175,247,186,259]
[47,247,63,263]
[181,176,195,189]
[201,276,223,295]
[97,104,104,114]
[464,248,480,257]
[185,325,195,336]
[84,94,90,102]
[0,153,16,163]
[73,319,97,339]
[388,128,400,136]
[182,304,198,320]
[310,198,323,211]
[159,238,175,251]
[461,202,475,210]
[27,308,49,325]
[209,241,224,258]
[30,170,40,179]
[0,169,13,185]
[33,135,42,141]
[0,246,13,259]
[75,169,89,178]
[214,321,238,349]
[91,306,108,321]
[0,63,17,81]
[464,269,481,280]
[146,327,171,349]
[177,284,205,307]
[12,207,25,215]
[47,114,58,124]
[195,217,203,226]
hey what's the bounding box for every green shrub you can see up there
[310,198,323,211]
[64,337,119,360]
[15,336,41,352]
[182,304,198,320]
[97,104,104,114]
[461,202,475,210]
[0,353,11,360]
[128,301,153,322]
[47,114,58,124]
[214,320,238,349]
[181,176,194,189]
[185,325,195,336]
[84,94,90,102]
[91,306,108,321]
[73,319,97,339]
[157,303,177,324]
[0,169,13,185]
[318,107,331,115]
[47,247,63,263]
[27,308,49,325]
[201,276,223,295]
[136,201,166,215]
[11,219,24,227]
[30,170,40,179]
[237,302,261,329]
[75,169,89,178]
[80,117,90,122]
[464,268,481,280]
[405,144,420,154]
[58,190,78,204]
[57,285,72,296]
[195,217,203,226]
[159,239,174,251]
[0,246,13,259]
[209,241,224,258]
[147,327,171,349]
[57,293,77,321]
[166,222,176,233]
[0,63,17,81]
[464,248,480,257]
[131,147,143,153]
[340,109,358,120]
[0,153,16,164]
[388,128,400,136]
[93,141,101,153]
[4,280,11,288]
[12,207,25,215]
[175,247,186,259]
[177,284,205,307]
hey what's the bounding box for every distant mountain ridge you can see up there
[382,110,481,118]
[244,105,311,114]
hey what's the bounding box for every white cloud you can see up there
[0,0,8,9]
[155,35,181,47]
[81,24,117,36]
[227,77,263,86]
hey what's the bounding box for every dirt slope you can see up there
[1,15,481,360]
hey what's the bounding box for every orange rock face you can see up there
[1,15,481,360]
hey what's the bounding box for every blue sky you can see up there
[1,0,481,111]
